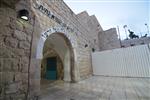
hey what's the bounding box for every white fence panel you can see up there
[92,44,150,77]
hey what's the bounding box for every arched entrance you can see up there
[40,32,75,87]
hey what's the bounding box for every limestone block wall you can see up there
[31,0,100,79]
[0,1,37,99]
[77,11,103,51]
[99,28,121,51]
[1,0,103,99]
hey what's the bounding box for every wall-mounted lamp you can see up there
[18,9,29,21]
[92,48,95,52]
[85,44,88,48]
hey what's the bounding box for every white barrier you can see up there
[92,44,150,77]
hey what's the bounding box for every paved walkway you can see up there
[40,76,150,100]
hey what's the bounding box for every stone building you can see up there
[98,28,121,51]
[0,0,106,99]
[98,27,150,50]
[121,37,150,47]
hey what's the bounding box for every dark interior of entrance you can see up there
[41,53,64,81]
[45,57,57,80]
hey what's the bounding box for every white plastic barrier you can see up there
[92,44,150,77]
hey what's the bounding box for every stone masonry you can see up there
[99,28,121,51]
[0,0,118,100]
[0,0,34,100]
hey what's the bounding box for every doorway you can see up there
[45,57,57,80]
[41,49,64,80]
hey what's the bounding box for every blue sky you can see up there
[64,0,150,39]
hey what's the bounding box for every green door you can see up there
[45,57,57,80]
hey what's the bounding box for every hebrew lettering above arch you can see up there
[36,26,76,59]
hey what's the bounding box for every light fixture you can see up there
[92,48,95,52]
[21,16,28,20]
[85,44,88,48]
[18,9,29,21]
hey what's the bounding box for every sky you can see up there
[64,0,150,40]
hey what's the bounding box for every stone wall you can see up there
[0,0,42,99]
[0,0,36,99]
[1,0,103,99]
[31,0,100,79]
[98,28,121,51]
[77,11,103,51]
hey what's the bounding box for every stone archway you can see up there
[41,32,74,82]
[36,27,76,83]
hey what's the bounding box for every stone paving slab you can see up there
[40,76,150,100]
